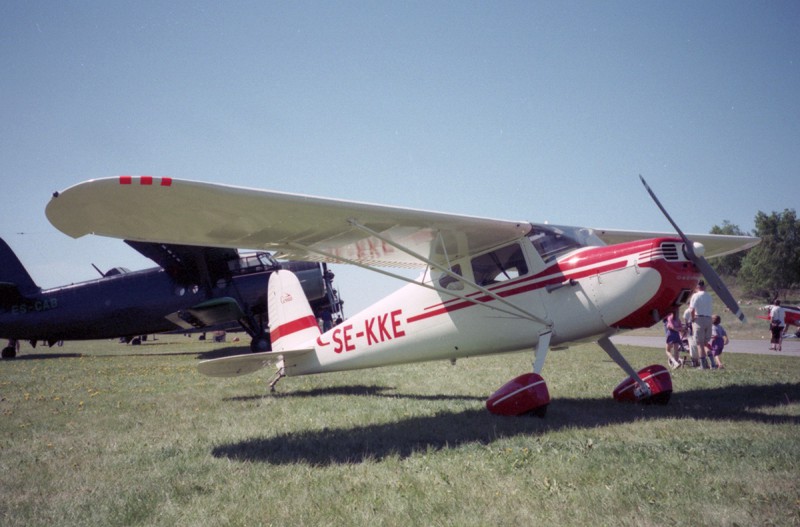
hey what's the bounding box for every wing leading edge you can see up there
[46,176,759,268]
[46,176,532,268]
[591,228,760,259]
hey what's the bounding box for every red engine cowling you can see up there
[612,364,672,404]
[486,373,550,416]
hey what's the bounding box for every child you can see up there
[708,314,729,369]
[664,309,683,369]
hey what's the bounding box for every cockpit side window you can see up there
[438,264,463,290]
[228,252,279,275]
[471,244,528,286]
[528,227,583,263]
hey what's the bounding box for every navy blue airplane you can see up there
[0,238,343,359]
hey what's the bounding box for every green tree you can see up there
[738,209,800,300]
[709,220,749,276]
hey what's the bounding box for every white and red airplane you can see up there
[44,176,759,416]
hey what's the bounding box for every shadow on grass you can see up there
[226,384,485,403]
[212,382,800,466]
[103,345,249,359]
[195,346,252,360]
[9,352,83,360]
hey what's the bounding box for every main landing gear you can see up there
[486,335,672,416]
[2,339,19,359]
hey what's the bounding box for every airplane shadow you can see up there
[211,382,800,466]
[7,353,83,360]
[103,345,248,359]
[225,384,486,403]
[195,346,251,360]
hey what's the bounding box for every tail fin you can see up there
[0,238,40,300]
[268,269,321,352]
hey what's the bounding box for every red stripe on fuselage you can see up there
[407,238,684,325]
[271,315,318,342]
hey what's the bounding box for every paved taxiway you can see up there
[612,335,800,357]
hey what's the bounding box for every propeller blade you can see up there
[639,175,746,323]
[638,175,695,259]
[694,256,747,323]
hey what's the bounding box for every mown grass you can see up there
[1,335,799,526]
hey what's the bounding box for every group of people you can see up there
[664,280,728,370]
[665,282,793,369]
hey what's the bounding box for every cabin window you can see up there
[230,252,279,275]
[471,244,528,286]
[438,264,463,290]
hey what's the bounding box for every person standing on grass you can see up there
[664,308,683,369]
[769,299,786,352]
[689,280,713,369]
[708,314,729,369]
[683,305,698,367]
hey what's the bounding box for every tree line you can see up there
[710,209,798,301]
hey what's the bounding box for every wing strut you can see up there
[597,336,651,397]
[289,222,551,327]
[347,220,551,327]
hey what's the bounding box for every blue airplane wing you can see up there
[124,240,241,287]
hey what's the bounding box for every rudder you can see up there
[268,269,320,352]
[0,238,40,299]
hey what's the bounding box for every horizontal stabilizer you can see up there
[197,347,314,377]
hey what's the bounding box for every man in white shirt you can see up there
[682,305,698,367]
[689,280,713,369]
[769,299,786,351]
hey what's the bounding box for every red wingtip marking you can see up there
[141,176,153,185]
[161,177,172,186]
[120,175,132,185]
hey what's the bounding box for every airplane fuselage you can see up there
[283,237,700,376]
[0,267,269,342]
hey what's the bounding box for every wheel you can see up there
[486,373,550,416]
[2,346,17,359]
[250,337,271,353]
[613,364,673,404]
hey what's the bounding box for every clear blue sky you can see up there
[2,1,798,315]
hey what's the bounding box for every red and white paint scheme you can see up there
[46,176,759,416]
[758,304,800,333]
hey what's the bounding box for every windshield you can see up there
[527,225,586,263]
[229,252,279,274]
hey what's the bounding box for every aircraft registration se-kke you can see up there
[0,237,342,359]
[45,175,759,416]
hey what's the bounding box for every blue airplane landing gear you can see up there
[2,339,18,359]
[250,336,270,353]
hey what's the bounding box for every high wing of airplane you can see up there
[0,236,343,359]
[45,175,760,415]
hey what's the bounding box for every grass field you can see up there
[2,335,799,526]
